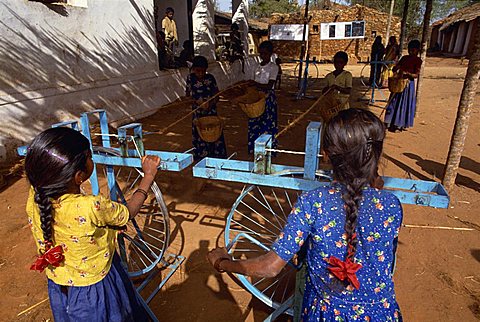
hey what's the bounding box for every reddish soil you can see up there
[0,56,479,322]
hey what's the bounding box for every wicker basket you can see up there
[319,101,349,123]
[194,116,223,143]
[318,91,348,123]
[236,88,266,118]
[388,76,409,93]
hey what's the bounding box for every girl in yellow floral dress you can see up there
[25,127,160,321]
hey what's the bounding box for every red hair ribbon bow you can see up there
[327,256,362,290]
[30,244,65,272]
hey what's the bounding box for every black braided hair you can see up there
[25,127,90,246]
[324,108,385,262]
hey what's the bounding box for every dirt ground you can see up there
[0,56,479,322]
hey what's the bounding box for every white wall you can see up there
[0,0,256,162]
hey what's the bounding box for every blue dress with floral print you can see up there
[247,89,278,154]
[272,183,403,322]
[186,73,227,161]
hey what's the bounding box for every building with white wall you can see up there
[0,0,250,162]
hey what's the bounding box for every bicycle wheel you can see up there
[360,63,371,87]
[91,147,170,277]
[293,62,301,79]
[361,62,388,88]
[224,171,331,315]
[309,63,320,84]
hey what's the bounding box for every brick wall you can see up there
[270,5,401,63]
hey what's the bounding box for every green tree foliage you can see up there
[348,0,475,39]
[250,0,299,18]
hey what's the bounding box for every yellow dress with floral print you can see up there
[27,188,129,286]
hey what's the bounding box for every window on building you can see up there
[329,25,336,38]
[313,25,319,33]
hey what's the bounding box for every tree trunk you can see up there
[399,0,410,54]
[415,0,433,113]
[385,0,395,44]
[442,28,480,192]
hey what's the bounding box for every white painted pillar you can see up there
[232,0,249,55]
[448,27,457,53]
[462,21,474,56]
[436,28,442,48]
[454,22,467,54]
[193,0,216,60]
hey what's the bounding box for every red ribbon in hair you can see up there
[327,256,362,289]
[327,233,362,289]
[30,244,65,272]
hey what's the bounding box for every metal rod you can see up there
[265,148,323,157]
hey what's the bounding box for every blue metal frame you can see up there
[197,120,449,320]
[360,57,395,104]
[194,121,449,208]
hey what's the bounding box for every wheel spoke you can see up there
[91,147,170,277]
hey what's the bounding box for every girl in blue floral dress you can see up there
[246,41,279,154]
[208,108,403,321]
[186,56,227,161]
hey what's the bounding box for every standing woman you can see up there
[369,36,385,87]
[382,36,400,86]
[384,39,422,132]
[186,56,227,161]
[247,41,279,154]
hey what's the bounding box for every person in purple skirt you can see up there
[384,39,422,132]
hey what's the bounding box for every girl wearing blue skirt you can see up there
[25,127,160,321]
[384,39,422,132]
[247,41,279,154]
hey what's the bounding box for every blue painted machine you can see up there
[193,121,449,320]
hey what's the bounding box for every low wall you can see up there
[0,58,254,162]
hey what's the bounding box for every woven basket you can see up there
[194,116,223,143]
[388,76,409,93]
[318,91,348,123]
[319,101,349,123]
[236,88,266,118]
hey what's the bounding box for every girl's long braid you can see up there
[34,188,54,245]
[343,180,366,260]
[25,127,90,249]
[325,109,385,264]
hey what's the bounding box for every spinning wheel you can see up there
[92,146,170,277]
[225,171,332,315]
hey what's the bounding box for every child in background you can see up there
[25,127,161,321]
[246,41,279,154]
[275,57,283,90]
[323,51,353,109]
[186,56,227,161]
[162,7,178,52]
[177,40,194,68]
[208,108,403,322]
[229,23,245,73]
[384,39,422,132]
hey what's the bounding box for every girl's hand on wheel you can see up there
[207,247,231,268]
[141,155,161,178]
